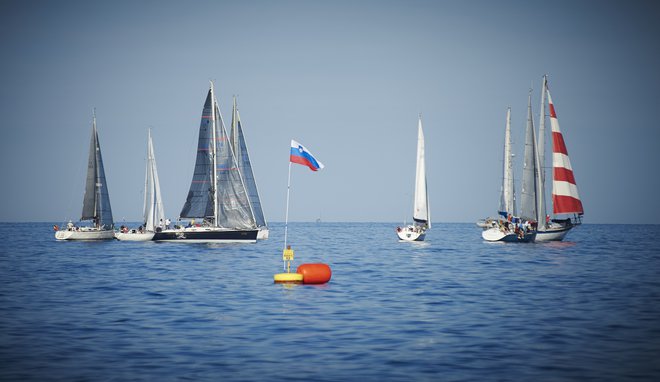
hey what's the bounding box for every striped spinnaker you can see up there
[548,89,584,215]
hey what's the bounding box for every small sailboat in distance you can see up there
[55,111,115,240]
[115,129,165,241]
[397,115,430,241]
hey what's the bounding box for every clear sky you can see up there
[1,0,659,224]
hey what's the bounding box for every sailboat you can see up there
[477,107,516,230]
[534,76,583,241]
[396,115,430,241]
[115,129,165,241]
[55,111,115,240]
[152,82,258,243]
[230,96,269,239]
[482,94,537,242]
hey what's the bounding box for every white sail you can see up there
[143,129,165,232]
[413,116,430,227]
[520,91,538,222]
[499,107,516,217]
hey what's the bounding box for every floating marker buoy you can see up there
[274,272,303,284]
[297,263,332,284]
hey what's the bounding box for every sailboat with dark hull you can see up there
[153,83,258,243]
[55,112,115,240]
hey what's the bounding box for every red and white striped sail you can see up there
[547,89,584,215]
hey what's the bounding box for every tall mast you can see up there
[499,107,515,216]
[93,109,101,228]
[537,75,548,228]
[210,81,219,227]
[143,128,150,225]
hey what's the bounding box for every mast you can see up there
[142,129,150,226]
[93,110,101,228]
[210,81,219,227]
[520,90,538,222]
[537,75,548,228]
[499,107,515,217]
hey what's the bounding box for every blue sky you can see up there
[1,0,659,224]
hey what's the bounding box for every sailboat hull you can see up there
[396,226,427,241]
[257,227,269,240]
[55,229,115,241]
[115,231,155,241]
[152,228,258,243]
[535,225,573,242]
[481,227,535,243]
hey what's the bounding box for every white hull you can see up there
[535,225,573,242]
[396,226,427,241]
[55,228,115,241]
[257,227,269,240]
[115,231,155,241]
[481,227,535,242]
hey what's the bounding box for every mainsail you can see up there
[143,129,165,232]
[180,89,214,219]
[180,83,255,229]
[413,116,430,227]
[230,97,267,228]
[520,91,538,222]
[498,107,516,217]
[548,88,584,215]
[81,112,113,228]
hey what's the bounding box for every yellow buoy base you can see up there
[274,272,303,283]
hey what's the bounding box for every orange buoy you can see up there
[296,263,332,284]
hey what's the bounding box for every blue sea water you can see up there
[1,222,659,381]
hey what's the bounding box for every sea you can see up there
[1,222,659,381]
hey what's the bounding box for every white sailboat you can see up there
[115,129,165,241]
[534,76,584,241]
[482,94,537,242]
[55,111,115,240]
[477,107,516,229]
[230,96,269,240]
[153,82,258,243]
[397,116,430,241]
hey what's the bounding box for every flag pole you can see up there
[283,161,292,270]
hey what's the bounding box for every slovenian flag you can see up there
[290,139,324,171]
